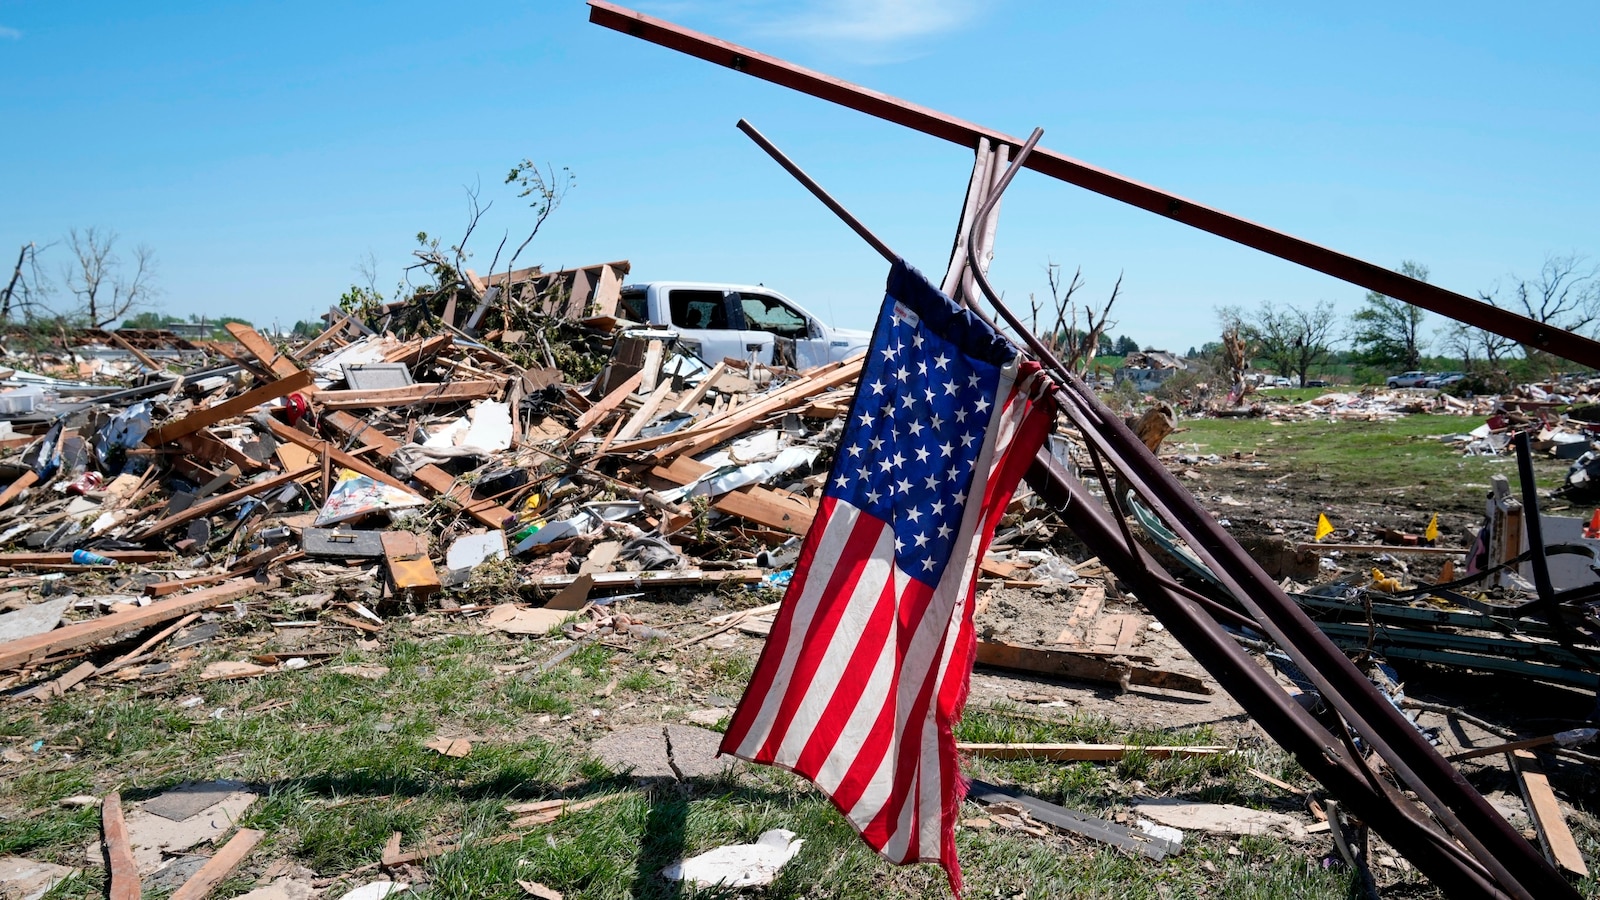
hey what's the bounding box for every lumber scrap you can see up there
[108,330,165,373]
[525,569,763,591]
[957,742,1225,761]
[102,792,140,900]
[221,325,510,528]
[565,370,644,446]
[0,551,169,567]
[291,313,355,361]
[975,640,1211,695]
[168,827,265,900]
[1513,749,1588,877]
[0,470,40,510]
[384,332,454,366]
[0,578,277,671]
[265,419,411,492]
[145,370,315,446]
[614,378,676,442]
[135,467,317,540]
[314,379,502,409]
[650,456,816,534]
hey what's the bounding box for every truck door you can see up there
[666,288,772,365]
[736,290,828,368]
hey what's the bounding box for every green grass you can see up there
[1173,413,1568,512]
[0,611,1398,900]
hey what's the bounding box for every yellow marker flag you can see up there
[1315,514,1334,541]
[1424,513,1439,542]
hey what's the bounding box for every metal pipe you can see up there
[589,0,1600,370]
[736,119,899,265]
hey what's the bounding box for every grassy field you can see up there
[1,609,1382,900]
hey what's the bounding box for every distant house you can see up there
[1114,350,1192,392]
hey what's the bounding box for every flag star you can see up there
[924,474,940,490]
[900,393,916,410]
[944,382,959,396]
[973,396,992,414]
[895,366,909,382]
[891,452,905,468]
[881,343,899,362]
[879,457,896,473]
[857,466,869,482]
[930,414,944,430]
[954,408,968,423]
[914,531,929,548]
[917,361,928,376]
[922,557,937,572]
[905,507,922,523]
[954,490,967,505]
[908,421,924,437]
[934,353,950,370]
[924,387,935,404]
[895,536,904,552]
[911,331,925,348]
[866,488,882,504]
[858,409,875,427]
[834,473,850,489]
[870,436,885,451]
[968,373,982,388]
[914,446,930,463]
[948,467,962,483]
[897,478,912,494]
[931,499,945,516]
[939,441,954,458]
[870,380,886,395]
[961,431,978,448]
[847,444,863,458]
[937,524,952,539]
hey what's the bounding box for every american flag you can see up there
[720,260,1057,893]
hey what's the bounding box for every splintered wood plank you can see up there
[957,743,1224,761]
[145,370,315,446]
[1514,749,1588,876]
[168,827,265,900]
[975,640,1211,695]
[102,793,140,900]
[1091,615,1136,651]
[564,370,644,447]
[315,379,502,409]
[135,467,317,539]
[1113,616,1142,653]
[650,456,816,535]
[1055,584,1105,645]
[0,578,278,672]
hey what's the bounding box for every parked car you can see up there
[617,281,871,368]
[1305,379,1331,388]
[1426,372,1466,388]
[1386,370,1431,388]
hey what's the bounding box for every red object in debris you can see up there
[66,472,103,495]
[1585,509,1600,540]
[284,393,309,426]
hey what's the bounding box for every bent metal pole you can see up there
[588,0,1600,371]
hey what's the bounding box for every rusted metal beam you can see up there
[588,0,1600,370]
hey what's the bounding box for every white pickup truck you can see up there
[617,281,871,369]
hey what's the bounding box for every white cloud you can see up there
[769,0,979,44]
[0,25,21,40]
[638,0,979,62]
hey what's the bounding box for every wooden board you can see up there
[315,379,502,409]
[975,640,1210,695]
[102,792,140,900]
[650,456,816,535]
[1054,584,1104,645]
[145,370,315,446]
[0,551,169,566]
[135,467,317,540]
[168,827,264,900]
[957,742,1224,761]
[1513,749,1588,877]
[0,578,277,672]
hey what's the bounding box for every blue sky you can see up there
[1,1,1595,353]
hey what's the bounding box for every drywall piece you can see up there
[1130,799,1308,841]
[445,532,506,574]
[0,596,72,642]
[481,604,572,635]
[462,401,513,452]
[232,878,316,900]
[342,364,414,391]
[0,855,78,900]
[85,788,257,874]
[334,881,409,900]
[661,829,803,888]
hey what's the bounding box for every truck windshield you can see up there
[619,290,648,323]
[668,290,731,329]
